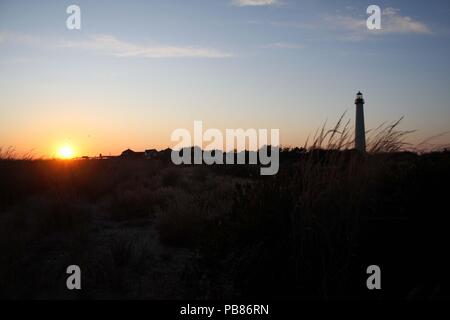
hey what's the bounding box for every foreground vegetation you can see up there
[1,146,449,299]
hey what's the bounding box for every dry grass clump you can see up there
[0,147,36,161]
[306,112,416,153]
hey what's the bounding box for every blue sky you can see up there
[1,0,450,156]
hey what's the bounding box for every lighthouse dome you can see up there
[355,91,364,103]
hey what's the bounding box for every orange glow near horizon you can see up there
[57,145,75,159]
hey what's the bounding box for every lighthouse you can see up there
[355,91,366,152]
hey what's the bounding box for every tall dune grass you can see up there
[306,112,416,152]
[0,147,36,161]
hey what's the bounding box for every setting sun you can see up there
[57,145,75,159]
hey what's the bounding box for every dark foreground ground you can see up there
[0,150,449,299]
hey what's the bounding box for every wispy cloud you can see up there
[381,7,431,34]
[268,8,431,43]
[0,31,233,59]
[60,34,233,58]
[325,7,431,36]
[231,0,279,7]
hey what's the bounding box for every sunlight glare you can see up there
[58,145,75,159]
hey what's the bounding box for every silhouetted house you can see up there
[145,149,158,159]
[120,149,144,159]
[291,147,306,154]
[159,148,173,161]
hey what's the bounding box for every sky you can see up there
[1,0,450,157]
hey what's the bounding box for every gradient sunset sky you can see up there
[1,0,450,157]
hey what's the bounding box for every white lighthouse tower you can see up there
[355,91,366,152]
